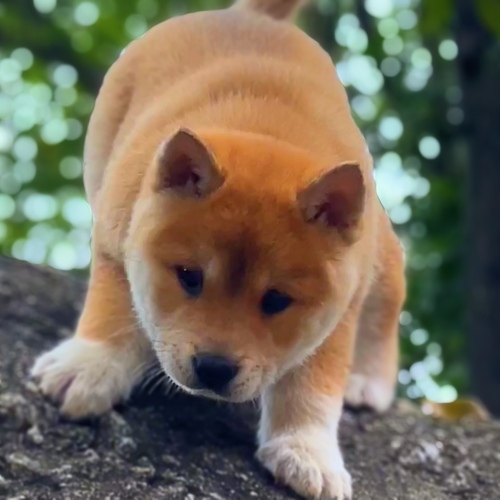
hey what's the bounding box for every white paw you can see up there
[31,338,140,419]
[344,373,394,412]
[257,430,352,500]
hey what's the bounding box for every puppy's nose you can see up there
[192,354,239,393]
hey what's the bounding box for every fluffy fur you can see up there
[31,1,406,498]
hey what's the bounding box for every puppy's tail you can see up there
[231,0,308,21]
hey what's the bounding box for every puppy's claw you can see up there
[31,338,137,419]
[257,432,352,500]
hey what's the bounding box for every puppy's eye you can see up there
[176,267,203,297]
[261,289,293,316]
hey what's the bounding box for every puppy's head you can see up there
[125,128,365,402]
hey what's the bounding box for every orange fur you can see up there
[32,2,406,499]
[232,0,310,20]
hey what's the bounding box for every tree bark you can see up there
[456,0,500,416]
[0,256,499,499]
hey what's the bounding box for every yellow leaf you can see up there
[421,398,490,423]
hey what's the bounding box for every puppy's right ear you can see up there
[154,128,225,198]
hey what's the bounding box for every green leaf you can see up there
[419,0,454,36]
[476,0,500,37]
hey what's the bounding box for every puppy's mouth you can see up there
[159,352,266,403]
[182,385,250,402]
[168,377,261,403]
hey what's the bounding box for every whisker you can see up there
[163,377,181,397]
[147,371,167,395]
[132,358,158,383]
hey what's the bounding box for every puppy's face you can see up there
[126,129,365,402]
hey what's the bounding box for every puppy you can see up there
[32,0,406,498]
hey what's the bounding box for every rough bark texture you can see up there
[1,256,499,499]
[456,0,500,416]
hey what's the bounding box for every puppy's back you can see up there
[84,4,366,219]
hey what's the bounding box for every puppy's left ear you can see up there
[297,162,365,243]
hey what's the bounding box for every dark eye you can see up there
[261,289,293,316]
[176,267,203,297]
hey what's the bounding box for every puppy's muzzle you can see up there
[192,353,239,394]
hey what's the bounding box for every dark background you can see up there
[0,0,498,414]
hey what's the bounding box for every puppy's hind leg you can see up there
[344,228,406,412]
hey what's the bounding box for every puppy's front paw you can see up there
[344,373,394,412]
[31,338,139,419]
[257,431,352,500]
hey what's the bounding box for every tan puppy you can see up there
[32,0,406,498]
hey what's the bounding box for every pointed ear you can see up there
[297,162,365,243]
[155,128,224,198]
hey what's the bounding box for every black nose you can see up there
[192,354,239,393]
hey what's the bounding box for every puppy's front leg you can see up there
[32,254,154,419]
[258,308,358,500]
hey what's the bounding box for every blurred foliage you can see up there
[0,0,490,403]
